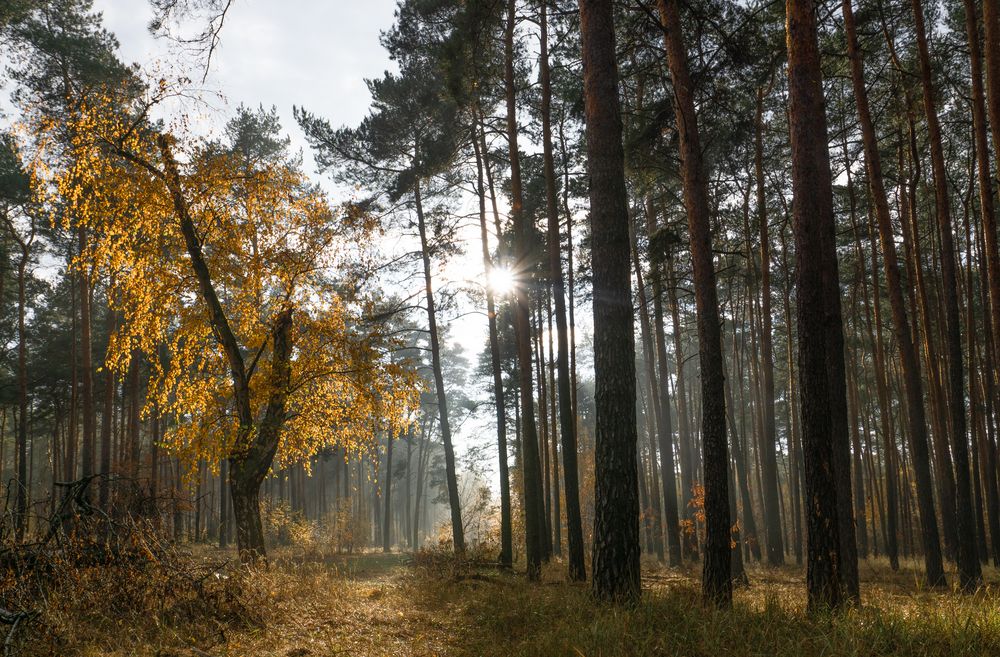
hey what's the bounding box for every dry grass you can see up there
[16,548,1000,656]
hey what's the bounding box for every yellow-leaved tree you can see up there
[36,96,419,562]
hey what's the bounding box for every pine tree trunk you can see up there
[649,230,684,567]
[14,247,28,542]
[786,0,848,609]
[973,213,1000,566]
[534,300,553,560]
[667,254,703,560]
[505,0,545,581]
[580,0,641,604]
[630,216,674,564]
[842,0,940,581]
[658,0,731,606]
[540,2,585,580]
[753,85,784,566]
[985,0,1000,168]
[474,120,513,567]
[966,0,1000,569]
[78,227,95,490]
[546,295,562,557]
[413,180,465,553]
[911,0,981,590]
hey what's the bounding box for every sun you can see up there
[487,266,516,296]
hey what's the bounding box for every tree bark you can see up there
[667,253,706,560]
[78,227,95,492]
[649,227,686,567]
[630,215,673,564]
[842,0,941,582]
[753,83,784,566]
[383,430,393,552]
[580,0,641,604]
[911,0,981,590]
[506,0,545,581]
[413,179,465,553]
[14,239,29,541]
[475,120,513,567]
[657,0,731,607]
[98,329,114,510]
[985,0,1000,174]
[540,1,585,581]
[786,0,848,609]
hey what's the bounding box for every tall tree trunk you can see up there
[558,116,580,423]
[413,427,428,549]
[667,261,701,561]
[219,457,229,548]
[867,211,902,572]
[475,120,514,567]
[546,294,562,557]
[753,84,784,566]
[658,0,731,607]
[413,179,465,553]
[14,244,28,542]
[99,315,115,510]
[842,0,941,581]
[910,0,981,590]
[127,351,142,480]
[68,275,78,484]
[967,0,1000,570]
[383,429,393,552]
[505,0,545,581]
[405,432,412,548]
[632,215,680,566]
[973,205,1000,566]
[782,228,804,565]
[534,299,553,560]
[649,217,686,567]
[78,227,95,492]
[965,0,1000,374]
[842,148,873,567]
[786,0,849,609]
[580,0,641,604]
[540,2,585,581]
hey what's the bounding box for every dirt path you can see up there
[218,553,463,657]
[147,553,1000,657]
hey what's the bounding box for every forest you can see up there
[1,0,1000,654]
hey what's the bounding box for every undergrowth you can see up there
[10,542,1000,656]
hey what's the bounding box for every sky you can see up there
[94,0,399,149]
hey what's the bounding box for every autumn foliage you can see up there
[31,91,419,504]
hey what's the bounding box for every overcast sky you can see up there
[94,0,399,147]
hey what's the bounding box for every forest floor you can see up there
[24,546,1000,656]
